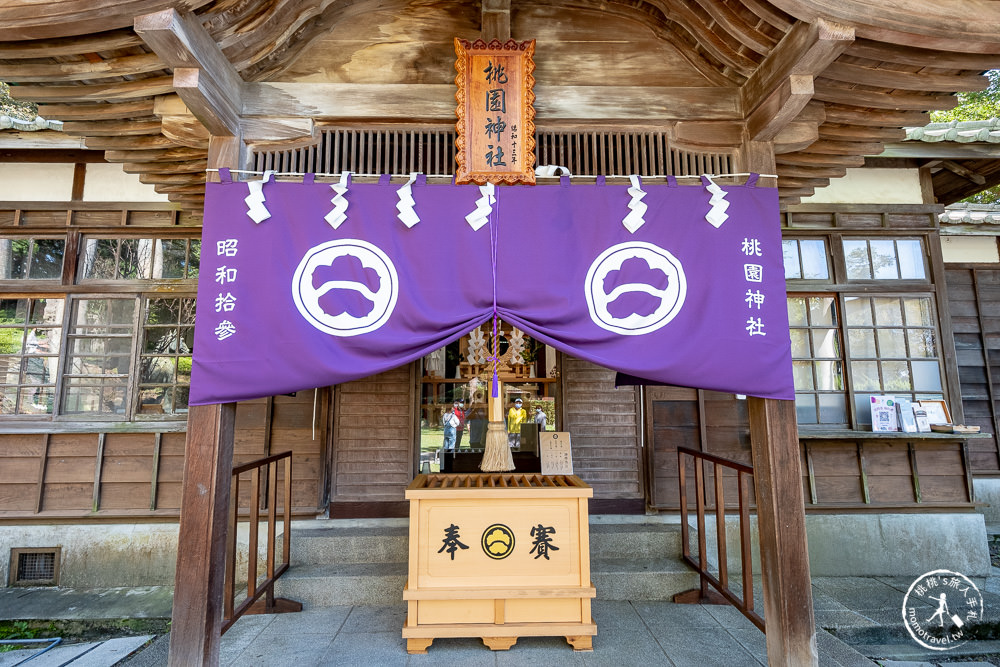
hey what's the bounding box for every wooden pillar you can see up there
[168,135,242,666]
[740,139,818,666]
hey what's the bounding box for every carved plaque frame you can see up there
[454,38,536,185]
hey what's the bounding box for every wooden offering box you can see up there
[403,473,596,654]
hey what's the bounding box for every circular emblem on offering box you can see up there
[291,239,398,337]
[481,523,515,559]
[584,241,687,336]
[902,569,983,651]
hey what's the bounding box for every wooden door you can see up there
[328,362,418,517]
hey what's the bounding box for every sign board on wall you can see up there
[454,38,536,185]
[540,432,573,475]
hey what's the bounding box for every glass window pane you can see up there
[795,394,817,424]
[907,329,936,358]
[18,386,52,414]
[155,240,188,279]
[0,387,17,414]
[187,241,200,279]
[146,299,181,325]
[29,240,64,280]
[138,386,169,414]
[814,360,843,391]
[903,298,933,327]
[793,361,814,390]
[808,297,837,326]
[787,298,807,326]
[844,297,872,326]
[818,394,846,424]
[0,328,24,355]
[851,361,880,391]
[0,298,27,325]
[912,360,943,391]
[869,240,899,279]
[877,329,907,357]
[81,239,118,279]
[800,240,828,279]
[881,361,911,391]
[790,329,810,358]
[782,240,801,279]
[855,394,875,426]
[141,357,176,384]
[896,240,926,280]
[0,239,29,279]
[873,297,903,326]
[811,329,840,358]
[848,329,876,357]
[844,240,872,279]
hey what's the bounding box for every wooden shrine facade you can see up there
[5,1,1000,665]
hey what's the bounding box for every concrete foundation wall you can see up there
[2,512,991,589]
[699,512,990,580]
[974,478,1000,524]
[1,523,278,589]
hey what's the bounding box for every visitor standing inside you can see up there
[453,399,466,449]
[534,406,547,431]
[442,405,460,451]
[507,398,527,448]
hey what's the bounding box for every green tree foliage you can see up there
[931,70,1000,123]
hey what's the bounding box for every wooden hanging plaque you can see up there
[454,38,536,185]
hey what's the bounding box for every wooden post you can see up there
[168,136,242,666]
[739,138,817,666]
[168,402,236,665]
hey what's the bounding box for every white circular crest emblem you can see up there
[291,239,398,337]
[584,241,686,336]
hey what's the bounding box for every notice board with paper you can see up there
[539,431,574,475]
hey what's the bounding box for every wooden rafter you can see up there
[0,53,166,82]
[135,8,244,136]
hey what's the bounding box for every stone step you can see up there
[285,518,685,565]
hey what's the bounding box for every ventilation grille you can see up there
[253,127,733,177]
[10,548,59,586]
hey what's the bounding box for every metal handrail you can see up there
[221,451,295,634]
[677,446,764,632]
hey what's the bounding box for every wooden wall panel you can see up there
[0,434,45,511]
[560,356,642,499]
[99,433,155,510]
[155,432,187,511]
[330,363,416,506]
[945,268,1000,473]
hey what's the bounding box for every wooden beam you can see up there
[104,147,206,163]
[822,105,928,127]
[0,148,104,163]
[846,38,1000,70]
[940,159,987,186]
[122,159,207,174]
[671,121,744,149]
[797,139,884,155]
[0,132,88,150]
[37,100,156,121]
[62,119,163,137]
[820,62,989,93]
[0,30,144,58]
[481,0,510,42]
[773,122,820,154]
[173,67,242,136]
[747,74,815,142]
[8,77,175,103]
[765,0,1000,52]
[741,18,854,115]
[776,164,848,179]
[135,8,243,136]
[243,83,742,121]
[776,152,866,167]
[1,53,166,83]
[817,124,906,142]
[813,83,958,111]
[85,135,178,151]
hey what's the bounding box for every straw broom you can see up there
[479,380,514,472]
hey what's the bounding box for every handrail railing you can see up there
[222,450,300,634]
[677,446,764,632]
